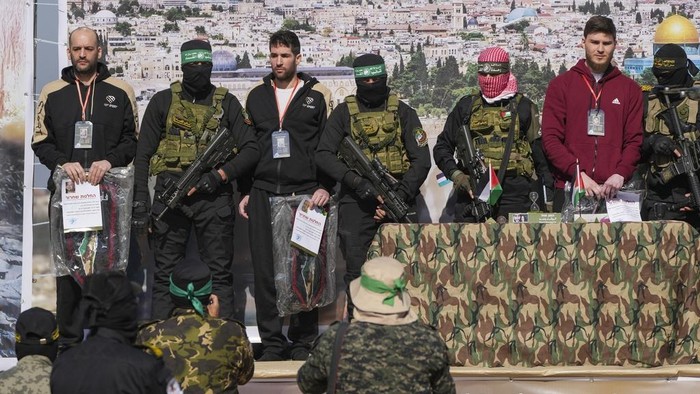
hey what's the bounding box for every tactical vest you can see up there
[646,93,699,172]
[346,94,409,175]
[150,82,228,175]
[468,93,534,177]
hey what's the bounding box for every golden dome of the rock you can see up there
[654,15,699,44]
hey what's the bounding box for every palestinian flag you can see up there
[572,161,585,206]
[478,162,502,206]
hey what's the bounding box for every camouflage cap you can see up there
[350,257,417,325]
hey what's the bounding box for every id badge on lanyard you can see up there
[74,121,94,149]
[582,75,605,137]
[272,129,291,158]
[587,109,605,136]
[74,78,95,148]
[272,78,300,159]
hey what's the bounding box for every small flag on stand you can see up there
[477,162,502,206]
[572,160,585,206]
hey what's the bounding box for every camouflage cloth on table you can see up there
[367,222,700,367]
[137,308,254,393]
[297,321,455,394]
[0,355,52,394]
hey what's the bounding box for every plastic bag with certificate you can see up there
[49,165,134,286]
[270,194,337,316]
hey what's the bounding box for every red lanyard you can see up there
[273,77,300,130]
[75,77,94,121]
[581,75,602,109]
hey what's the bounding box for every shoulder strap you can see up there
[213,86,228,102]
[169,81,184,105]
[327,321,350,394]
[465,92,481,124]
[497,97,520,183]
[345,95,360,117]
[387,94,399,112]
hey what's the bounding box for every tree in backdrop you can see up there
[69,3,86,19]
[638,68,657,86]
[282,18,316,32]
[336,52,356,67]
[558,62,568,75]
[237,51,252,69]
[508,57,556,106]
[115,22,132,36]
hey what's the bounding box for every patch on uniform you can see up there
[414,127,428,147]
[140,343,163,358]
[641,84,653,93]
[242,108,253,126]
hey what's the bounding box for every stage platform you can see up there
[240,361,700,393]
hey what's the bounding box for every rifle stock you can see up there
[338,136,412,223]
[456,124,491,221]
[154,126,237,221]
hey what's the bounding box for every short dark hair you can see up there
[583,15,616,41]
[269,30,301,55]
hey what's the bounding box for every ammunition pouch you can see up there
[346,94,409,175]
[150,82,227,175]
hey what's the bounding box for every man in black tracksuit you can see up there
[32,27,137,346]
[315,54,431,319]
[238,30,334,361]
[132,39,259,320]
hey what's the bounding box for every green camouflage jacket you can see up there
[137,308,254,394]
[297,321,455,394]
[0,355,52,394]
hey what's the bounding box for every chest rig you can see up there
[646,94,700,177]
[150,82,228,175]
[346,94,409,175]
[468,94,533,177]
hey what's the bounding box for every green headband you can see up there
[354,64,386,78]
[181,49,212,65]
[360,273,407,306]
[169,275,213,316]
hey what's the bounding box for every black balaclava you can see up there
[15,307,59,362]
[80,271,138,342]
[653,44,698,88]
[353,54,389,108]
[181,39,214,97]
[170,263,212,316]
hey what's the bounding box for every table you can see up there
[368,221,700,367]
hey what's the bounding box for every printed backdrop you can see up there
[0,0,34,368]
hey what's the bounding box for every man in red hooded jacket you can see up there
[542,16,643,211]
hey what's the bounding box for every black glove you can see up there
[355,179,379,201]
[132,200,151,232]
[653,136,678,156]
[196,169,224,194]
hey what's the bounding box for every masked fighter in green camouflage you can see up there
[137,264,254,393]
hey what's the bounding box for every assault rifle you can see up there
[338,136,412,223]
[155,126,237,221]
[455,124,491,221]
[654,86,700,210]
